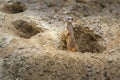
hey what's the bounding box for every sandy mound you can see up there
[0,0,120,80]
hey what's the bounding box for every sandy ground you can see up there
[0,0,120,80]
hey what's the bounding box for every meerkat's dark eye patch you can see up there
[67,18,70,20]
[71,18,73,21]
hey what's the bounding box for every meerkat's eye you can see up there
[67,18,70,20]
[71,18,73,21]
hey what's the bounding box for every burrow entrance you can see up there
[62,26,106,53]
[1,1,27,14]
[12,20,44,39]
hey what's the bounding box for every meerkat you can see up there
[64,17,78,52]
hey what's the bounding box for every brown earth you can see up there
[0,0,120,80]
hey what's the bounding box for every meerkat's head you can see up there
[64,17,73,23]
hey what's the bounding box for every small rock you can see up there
[0,33,13,48]
[107,58,113,63]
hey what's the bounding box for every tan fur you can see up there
[65,22,78,52]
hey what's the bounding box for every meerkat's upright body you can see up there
[65,17,78,52]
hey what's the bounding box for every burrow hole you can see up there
[12,20,44,39]
[1,1,27,14]
[62,26,106,53]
